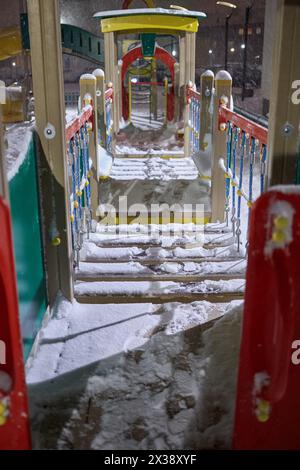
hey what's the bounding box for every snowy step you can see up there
[74,279,245,304]
[80,241,244,263]
[87,232,235,249]
[76,259,246,282]
[94,223,232,235]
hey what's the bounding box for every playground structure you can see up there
[0,0,300,451]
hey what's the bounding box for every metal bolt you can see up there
[282,122,294,137]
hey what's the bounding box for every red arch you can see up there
[121,45,176,122]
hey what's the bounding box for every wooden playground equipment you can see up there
[0,0,300,450]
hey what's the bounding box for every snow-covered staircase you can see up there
[75,223,246,306]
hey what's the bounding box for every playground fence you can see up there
[66,104,93,265]
[218,103,268,251]
[187,85,201,156]
[105,86,114,152]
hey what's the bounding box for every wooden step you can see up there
[75,273,245,283]
[74,279,245,305]
[75,291,244,305]
[89,238,235,251]
[80,256,245,265]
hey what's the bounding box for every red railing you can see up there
[105,87,114,100]
[219,104,268,145]
[66,105,93,142]
[186,85,201,103]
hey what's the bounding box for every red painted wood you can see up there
[234,190,300,449]
[187,86,201,102]
[105,88,114,100]
[121,45,176,121]
[219,105,268,145]
[0,197,31,450]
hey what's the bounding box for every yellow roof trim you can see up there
[101,15,199,34]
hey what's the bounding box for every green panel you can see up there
[141,33,156,58]
[20,13,30,51]
[9,137,48,360]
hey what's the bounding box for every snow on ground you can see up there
[97,144,113,178]
[5,121,34,181]
[28,295,243,450]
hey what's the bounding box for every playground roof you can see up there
[93,8,207,20]
[94,8,206,34]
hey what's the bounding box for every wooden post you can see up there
[117,60,123,131]
[80,74,99,214]
[27,0,73,303]
[185,34,192,85]
[200,70,214,151]
[179,34,186,121]
[211,70,232,223]
[128,77,132,122]
[104,32,118,136]
[174,62,180,122]
[93,68,106,148]
[189,33,196,84]
[184,82,192,158]
[164,76,168,124]
[268,0,300,186]
[151,58,158,121]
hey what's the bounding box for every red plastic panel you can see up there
[0,197,31,450]
[234,189,300,449]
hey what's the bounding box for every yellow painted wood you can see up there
[101,15,198,34]
[0,27,22,61]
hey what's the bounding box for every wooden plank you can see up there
[89,239,235,250]
[80,256,245,265]
[268,0,300,186]
[75,291,244,305]
[211,71,232,223]
[27,0,73,302]
[75,273,245,283]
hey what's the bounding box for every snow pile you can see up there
[97,144,113,178]
[5,122,34,181]
[80,242,143,261]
